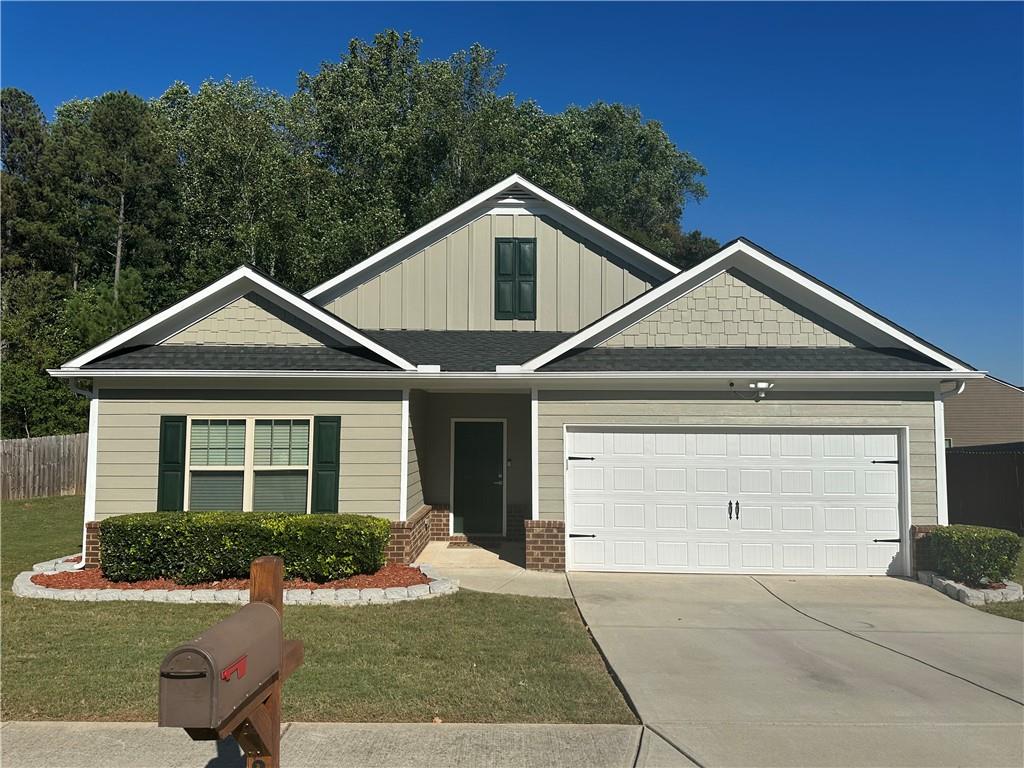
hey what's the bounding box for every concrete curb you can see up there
[917,570,1023,607]
[31,553,82,573]
[13,566,459,607]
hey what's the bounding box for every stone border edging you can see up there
[917,570,1023,607]
[13,561,457,606]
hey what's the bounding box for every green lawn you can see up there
[1,496,635,724]
[976,544,1024,622]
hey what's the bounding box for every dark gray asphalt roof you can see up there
[541,346,949,372]
[367,331,573,371]
[83,345,397,371]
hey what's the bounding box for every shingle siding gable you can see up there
[600,270,858,348]
[164,293,327,347]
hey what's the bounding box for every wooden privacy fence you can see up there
[1,433,88,501]
[946,444,1024,534]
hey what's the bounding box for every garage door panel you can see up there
[566,427,905,575]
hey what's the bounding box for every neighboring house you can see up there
[944,375,1024,448]
[51,175,982,576]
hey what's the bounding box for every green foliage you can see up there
[1,30,719,438]
[930,525,1023,587]
[99,511,391,584]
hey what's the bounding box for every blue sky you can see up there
[3,2,1022,381]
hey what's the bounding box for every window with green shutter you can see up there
[494,238,536,320]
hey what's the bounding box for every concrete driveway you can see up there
[570,574,1024,767]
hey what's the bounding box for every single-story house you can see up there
[51,174,982,575]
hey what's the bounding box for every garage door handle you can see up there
[735,500,740,520]
[569,533,597,538]
[871,460,898,464]
[568,456,595,461]
[872,538,900,543]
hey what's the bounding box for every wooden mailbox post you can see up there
[158,556,304,768]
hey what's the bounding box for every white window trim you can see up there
[184,416,314,513]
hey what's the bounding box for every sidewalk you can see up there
[1,721,699,768]
[415,541,572,598]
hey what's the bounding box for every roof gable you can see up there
[600,269,862,349]
[304,174,680,305]
[522,238,973,372]
[59,266,416,372]
[164,293,330,347]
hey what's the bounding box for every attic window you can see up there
[494,238,536,321]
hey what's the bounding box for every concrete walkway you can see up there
[570,573,1024,767]
[416,541,571,598]
[0,722,654,768]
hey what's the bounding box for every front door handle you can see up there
[728,501,733,520]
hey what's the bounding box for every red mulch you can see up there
[62,555,83,563]
[31,564,430,592]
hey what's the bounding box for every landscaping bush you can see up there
[99,512,390,584]
[930,524,1022,587]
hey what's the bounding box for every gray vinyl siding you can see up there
[94,390,403,521]
[944,377,1024,447]
[406,390,426,516]
[537,392,939,526]
[325,214,654,332]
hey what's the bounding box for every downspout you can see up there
[933,380,967,528]
[62,379,97,570]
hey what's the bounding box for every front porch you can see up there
[384,390,565,573]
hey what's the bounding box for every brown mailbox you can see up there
[159,601,282,733]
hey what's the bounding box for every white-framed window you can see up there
[184,417,312,513]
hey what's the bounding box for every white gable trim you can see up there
[303,174,680,303]
[519,240,972,373]
[61,266,416,371]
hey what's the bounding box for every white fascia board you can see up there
[50,368,986,383]
[61,266,416,372]
[303,174,679,302]
[521,240,971,373]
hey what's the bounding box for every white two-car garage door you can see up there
[565,428,904,575]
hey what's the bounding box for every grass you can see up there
[1,495,635,724]
[976,543,1024,622]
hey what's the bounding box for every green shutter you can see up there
[495,238,536,320]
[189,471,244,511]
[310,416,340,513]
[516,239,536,320]
[253,471,308,513]
[157,416,186,511]
[495,238,516,320]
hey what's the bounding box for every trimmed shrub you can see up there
[930,525,1022,587]
[99,512,390,584]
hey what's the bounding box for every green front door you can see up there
[452,421,504,535]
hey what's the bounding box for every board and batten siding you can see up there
[94,390,404,521]
[325,214,654,332]
[537,392,940,527]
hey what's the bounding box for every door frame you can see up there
[450,417,508,538]
[562,424,912,576]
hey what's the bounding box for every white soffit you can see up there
[521,240,972,373]
[61,266,416,371]
[303,174,680,303]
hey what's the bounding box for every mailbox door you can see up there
[159,649,215,728]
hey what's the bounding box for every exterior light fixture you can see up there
[728,381,775,403]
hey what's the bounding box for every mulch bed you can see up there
[31,564,430,591]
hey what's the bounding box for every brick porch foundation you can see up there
[524,519,565,571]
[84,521,101,569]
